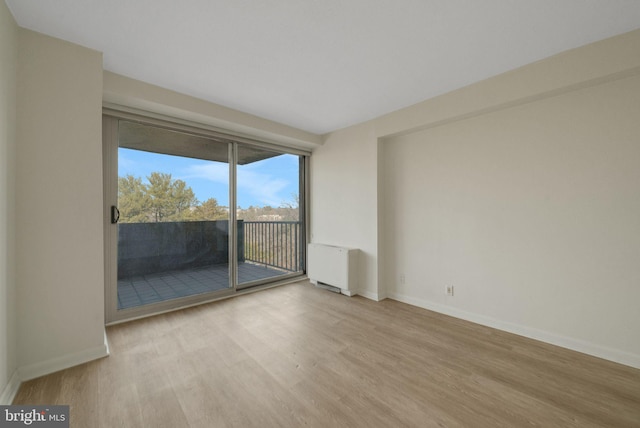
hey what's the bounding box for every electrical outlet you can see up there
[446,285,454,296]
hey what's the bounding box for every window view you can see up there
[113,120,304,312]
[116,122,231,310]
[236,146,304,288]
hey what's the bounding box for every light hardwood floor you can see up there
[14,281,640,427]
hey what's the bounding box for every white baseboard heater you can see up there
[307,243,358,296]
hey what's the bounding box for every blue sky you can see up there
[118,148,299,208]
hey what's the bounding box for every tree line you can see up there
[118,172,298,223]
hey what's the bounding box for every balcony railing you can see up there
[117,220,303,279]
[243,221,303,272]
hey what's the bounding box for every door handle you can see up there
[111,206,120,224]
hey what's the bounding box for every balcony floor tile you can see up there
[117,262,287,310]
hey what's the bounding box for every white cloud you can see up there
[183,162,293,207]
[238,169,290,207]
[184,163,229,184]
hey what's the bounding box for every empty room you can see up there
[1,1,639,427]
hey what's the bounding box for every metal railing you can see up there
[243,221,303,272]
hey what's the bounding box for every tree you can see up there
[278,193,299,221]
[118,171,301,224]
[146,172,197,222]
[118,172,202,223]
[188,198,227,221]
[118,175,151,223]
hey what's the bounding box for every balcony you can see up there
[117,220,303,309]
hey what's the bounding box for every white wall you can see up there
[382,73,640,365]
[313,29,640,368]
[0,0,18,404]
[310,122,381,300]
[15,29,107,379]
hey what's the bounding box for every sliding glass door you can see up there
[115,121,232,311]
[236,145,305,289]
[103,114,307,322]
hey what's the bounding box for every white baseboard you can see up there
[18,341,109,382]
[1,331,111,403]
[357,289,381,301]
[387,291,640,370]
[0,371,21,405]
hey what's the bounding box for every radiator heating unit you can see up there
[307,243,358,296]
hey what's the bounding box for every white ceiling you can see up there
[7,0,640,135]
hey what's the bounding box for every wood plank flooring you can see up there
[13,281,640,427]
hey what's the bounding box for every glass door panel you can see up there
[236,145,304,288]
[116,121,231,311]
